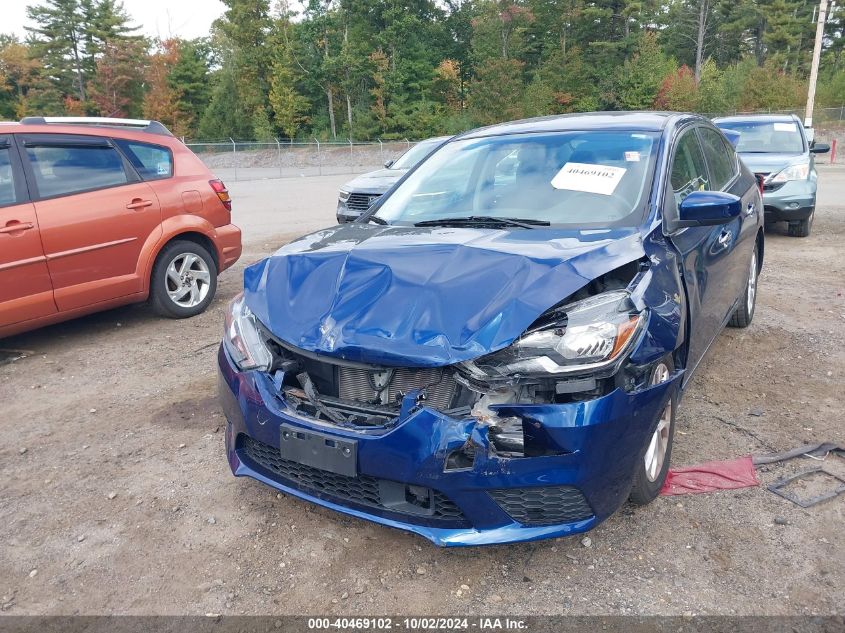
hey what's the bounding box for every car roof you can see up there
[0,117,176,145]
[460,111,697,139]
[416,135,453,144]
[712,113,800,124]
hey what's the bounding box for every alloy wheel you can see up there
[644,362,672,482]
[747,250,758,314]
[165,252,211,308]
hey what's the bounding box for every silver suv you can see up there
[713,114,830,237]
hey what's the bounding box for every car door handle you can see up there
[717,230,732,248]
[745,203,755,216]
[126,199,153,210]
[0,221,35,235]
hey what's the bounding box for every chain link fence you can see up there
[185,139,414,182]
[186,106,845,181]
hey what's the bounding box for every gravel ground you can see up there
[0,169,843,616]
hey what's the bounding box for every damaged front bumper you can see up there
[218,344,682,547]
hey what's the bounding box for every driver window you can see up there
[670,130,709,206]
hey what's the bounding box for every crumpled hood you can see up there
[342,168,406,194]
[243,223,645,367]
[738,152,806,175]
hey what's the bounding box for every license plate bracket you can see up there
[279,424,357,477]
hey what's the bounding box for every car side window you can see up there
[670,129,709,206]
[25,143,129,199]
[699,128,736,190]
[0,146,17,207]
[114,139,173,181]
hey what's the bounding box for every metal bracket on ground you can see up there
[766,467,845,508]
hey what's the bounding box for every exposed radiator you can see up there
[338,366,457,410]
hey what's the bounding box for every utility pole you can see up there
[805,0,829,127]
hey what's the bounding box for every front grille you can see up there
[338,366,457,409]
[346,192,381,212]
[242,436,469,526]
[489,486,593,526]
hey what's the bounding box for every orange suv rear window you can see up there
[114,139,173,181]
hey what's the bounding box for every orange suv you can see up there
[0,117,242,338]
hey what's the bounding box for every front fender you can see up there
[627,228,686,369]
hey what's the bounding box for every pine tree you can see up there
[613,31,675,109]
[217,0,273,139]
[26,0,89,101]
[468,57,525,125]
[26,0,139,109]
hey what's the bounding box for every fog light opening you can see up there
[488,416,526,456]
[444,441,477,472]
[405,484,433,509]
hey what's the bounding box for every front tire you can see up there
[629,359,676,505]
[150,240,218,318]
[788,211,812,237]
[728,244,758,328]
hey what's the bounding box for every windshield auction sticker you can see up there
[551,162,627,195]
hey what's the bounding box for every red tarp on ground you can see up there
[660,455,760,496]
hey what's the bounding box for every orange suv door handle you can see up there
[126,199,153,210]
[0,222,35,235]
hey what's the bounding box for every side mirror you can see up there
[384,159,395,168]
[677,191,742,228]
[811,143,830,154]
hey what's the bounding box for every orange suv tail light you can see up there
[210,179,232,211]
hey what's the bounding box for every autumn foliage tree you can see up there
[87,38,145,117]
[469,58,525,125]
[6,0,845,139]
[431,59,462,112]
[654,65,699,111]
[269,44,310,140]
[0,38,39,118]
[143,40,186,136]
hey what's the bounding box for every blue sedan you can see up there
[218,112,763,546]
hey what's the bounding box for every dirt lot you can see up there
[1,169,843,616]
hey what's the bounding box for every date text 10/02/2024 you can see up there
[306,617,528,631]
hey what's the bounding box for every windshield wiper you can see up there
[414,216,550,229]
[362,214,388,225]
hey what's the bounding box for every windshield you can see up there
[717,121,805,154]
[373,131,658,227]
[390,140,442,170]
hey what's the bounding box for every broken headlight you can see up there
[223,293,273,372]
[462,290,645,379]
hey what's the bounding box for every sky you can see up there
[5,0,228,41]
